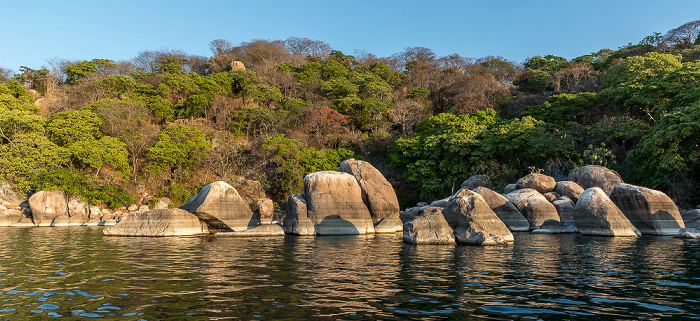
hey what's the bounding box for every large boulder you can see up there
[554,181,584,202]
[256,198,275,224]
[0,209,24,227]
[28,191,68,227]
[304,171,374,235]
[504,184,517,194]
[461,175,491,190]
[179,181,258,232]
[282,194,314,236]
[568,165,623,195]
[682,209,700,229]
[103,209,210,236]
[503,188,560,229]
[445,189,513,245]
[67,196,89,223]
[515,173,556,193]
[402,207,456,245]
[552,196,576,223]
[609,183,684,235]
[574,187,640,237]
[339,159,402,233]
[472,187,529,232]
[0,182,23,205]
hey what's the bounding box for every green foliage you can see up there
[521,92,600,127]
[390,109,499,199]
[601,52,683,114]
[46,109,103,146]
[145,125,211,180]
[515,69,554,94]
[67,136,131,178]
[262,134,354,201]
[524,55,569,72]
[0,133,70,192]
[0,80,39,112]
[30,169,135,207]
[65,59,115,83]
[628,102,700,194]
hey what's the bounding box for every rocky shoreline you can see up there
[2,162,699,243]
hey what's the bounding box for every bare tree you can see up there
[208,39,236,72]
[232,39,291,72]
[93,99,160,178]
[285,37,332,60]
[663,20,700,49]
[0,67,13,82]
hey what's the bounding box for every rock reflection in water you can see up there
[0,228,698,319]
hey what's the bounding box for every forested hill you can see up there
[1,21,699,209]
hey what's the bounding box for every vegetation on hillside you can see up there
[1,20,699,208]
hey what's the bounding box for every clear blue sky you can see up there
[1,0,699,72]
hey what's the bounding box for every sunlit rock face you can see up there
[574,187,640,237]
[339,159,402,233]
[473,186,530,232]
[555,181,585,202]
[568,165,623,195]
[445,188,513,245]
[283,194,314,236]
[516,173,556,193]
[402,207,456,245]
[179,181,258,232]
[303,171,374,235]
[29,190,68,227]
[609,183,684,235]
[103,209,210,236]
[503,188,560,230]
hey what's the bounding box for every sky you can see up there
[1,0,699,72]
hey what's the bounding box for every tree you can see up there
[145,125,211,181]
[600,52,682,118]
[90,99,160,176]
[663,20,700,49]
[64,59,116,83]
[46,109,103,146]
[285,37,332,59]
[628,102,700,204]
[524,55,568,72]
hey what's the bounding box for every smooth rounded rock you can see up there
[340,159,402,233]
[555,181,584,202]
[402,207,456,245]
[609,183,684,235]
[283,194,314,236]
[504,188,560,229]
[179,181,258,232]
[304,171,374,235]
[461,175,491,190]
[516,173,556,193]
[473,186,529,232]
[568,165,623,195]
[574,187,640,237]
[445,189,513,245]
[103,209,210,236]
[29,191,68,227]
[682,209,700,229]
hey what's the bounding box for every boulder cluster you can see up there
[401,165,692,244]
[4,162,698,243]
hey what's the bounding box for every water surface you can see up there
[0,227,698,319]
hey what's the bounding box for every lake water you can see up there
[0,227,698,320]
